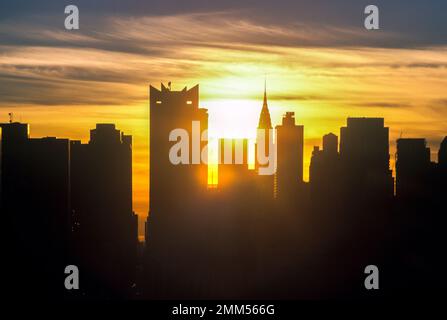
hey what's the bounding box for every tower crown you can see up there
[258,80,272,129]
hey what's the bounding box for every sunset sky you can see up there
[1,1,446,234]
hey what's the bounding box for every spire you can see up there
[258,78,272,129]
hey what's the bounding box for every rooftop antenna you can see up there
[263,74,268,104]
[8,112,13,123]
[264,74,267,94]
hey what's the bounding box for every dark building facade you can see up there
[275,112,304,201]
[1,121,137,299]
[144,84,209,298]
[0,122,71,298]
[340,118,394,202]
[71,124,137,297]
[396,138,432,199]
[438,137,447,195]
[439,137,447,168]
[309,133,341,208]
[438,137,447,208]
[147,84,208,222]
[323,132,338,154]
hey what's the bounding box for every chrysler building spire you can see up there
[258,79,272,129]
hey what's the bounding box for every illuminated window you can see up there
[156,100,162,104]
[186,100,192,105]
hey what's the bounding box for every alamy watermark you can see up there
[64,265,79,290]
[364,265,379,290]
[64,5,79,30]
[168,121,276,175]
[364,5,380,30]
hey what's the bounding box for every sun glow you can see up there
[202,99,259,186]
[2,18,447,236]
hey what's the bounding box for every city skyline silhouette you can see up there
[1,82,446,299]
[2,1,447,248]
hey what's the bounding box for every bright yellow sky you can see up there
[1,14,447,236]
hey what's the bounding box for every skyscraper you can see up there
[396,138,431,199]
[275,112,304,200]
[437,136,447,197]
[0,122,71,297]
[0,122,29,213]
[148,84,208,221]
[323,132,338,154]
[339,118,394,201]
[309,132,341,206]
[255,82,275,198]
[71,124,137,296]
[439,136,447,168]
[144,84,209,298]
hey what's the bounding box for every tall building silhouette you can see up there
[275,112,304,200]
[147,84,208,224]
[323,132,338,154]
[439,136,447,168]
[258,82,273,131]
[340,118,394,202]
[255,82,274,198]
[71,124,137,297]
[0,122,71,297]
[436,136,447,198]
[0,122,29,212]
[396,138,431,199]
[144,84,209,298]
[309,133,341,207]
